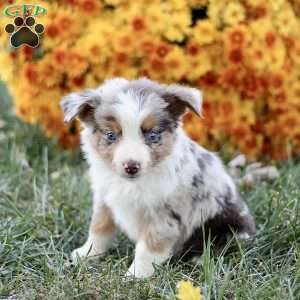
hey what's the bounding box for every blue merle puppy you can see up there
[61,77,256,278]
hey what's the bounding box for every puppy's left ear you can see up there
[163,84,202,118]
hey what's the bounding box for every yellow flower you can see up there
[237,100,256,125]
[84,73,98,88]
[114,2,144,25]
[160,5,192,42]
[208,0,228,27]
[193,20,218,45]
[176,281,203,300]
[222,1,246,26]
[246,39,269,71]
[186,51,212,81]
[266,39,287,72]
[249,18,274,40]
[269,0,286,12]
[74,33,111,65]
[273,4,298,36]
[143,4,168,36]
[165,46,187,81]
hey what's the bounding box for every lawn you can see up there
[0,83,300,300]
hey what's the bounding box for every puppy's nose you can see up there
[123,160,141,176]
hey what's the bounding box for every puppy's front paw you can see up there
[71,244,92,264]
[125,261,154,279]
[237,232,252,240]
[71,234,114,264]
[71,242,106,264]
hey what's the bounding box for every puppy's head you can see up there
[61,78,202,179]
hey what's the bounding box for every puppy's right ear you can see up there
[60,89,101,124]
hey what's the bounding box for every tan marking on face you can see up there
[88,116,122,163]
[150,132,176,166]
[88,131,115,163]
[90,204,116,235]
[100,116,122,134]
[141,114,158,132]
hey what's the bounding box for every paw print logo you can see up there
[5,16,44,48]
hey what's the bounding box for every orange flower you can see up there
[241,71,263,99]
[53,48,68,65]
[113,52,129,64]
[132,16,147,31]
[265,32,277,49]
[149,57,166,73]
[185,42,201,56]
[219,67,241,88]
[45,23,60,39]
[140,40,156,54]
[117,34,134,51]
[197,72,218,89]
[68,75,86,89]
[268,72,286,94]
[23,64,39,85]
[156,42,171,58]
[79,0,102,15]
[227,48,244,64]
[224,24,251,48]
[57,16,73,31]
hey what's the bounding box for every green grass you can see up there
[1,84,300,299]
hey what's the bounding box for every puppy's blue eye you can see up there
[105,131,118,141]
[145,130,160,143]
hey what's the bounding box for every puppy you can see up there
[61,78,256,278]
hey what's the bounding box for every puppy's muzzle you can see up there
[123,160,141,177]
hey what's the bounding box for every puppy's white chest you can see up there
[107,201,143,241]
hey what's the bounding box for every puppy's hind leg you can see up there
[235,203,256,240]
[219,196,256,241]
[207,195,256,247]
[71,203,116,263]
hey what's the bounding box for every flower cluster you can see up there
[0,0,300,159]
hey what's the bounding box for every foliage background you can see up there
[0,0,300,160]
